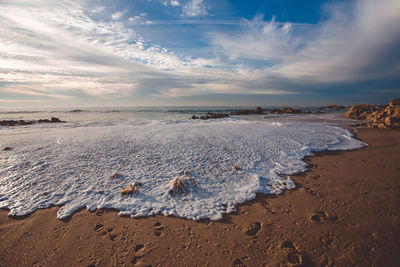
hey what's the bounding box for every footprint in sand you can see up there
[95,209,104,216]
[310,211,327,223]
[281,241,302,265]
[233,258,247,267]
[131,244,146,264]
[246,222,261,236]
[153,222,164,236]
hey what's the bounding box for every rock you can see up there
[168,177,186,195]
[268,107,304,114]
[1,118,65,126]
[232,165,240,171]
[191,115,199,119]
[0,120,33,126]
[389,98,400,107]
[230,107,264,115]
[2,146,13,151]
[51,117,62,123]
[323,105,346,109]
[120,184,138,195]
[168,175,197,195]
[252,106,264,114]
[38,119,51,123]
[111,173,121,179]
[199,112,229,120]
[344,99,400,128]
[344,104,385,120]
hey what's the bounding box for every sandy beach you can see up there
[1,127,399,267]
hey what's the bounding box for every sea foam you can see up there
[0,119,364,220]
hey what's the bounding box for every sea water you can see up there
[0,107,364,220]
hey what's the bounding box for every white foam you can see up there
[0,119,364,220]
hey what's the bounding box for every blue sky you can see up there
[0,0,399,107]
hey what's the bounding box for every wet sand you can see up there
[1,128,399,266]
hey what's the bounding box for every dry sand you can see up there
[1,128,399,266]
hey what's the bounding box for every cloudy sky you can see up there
[0,0,399,107]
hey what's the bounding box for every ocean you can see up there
[0,107,364,220]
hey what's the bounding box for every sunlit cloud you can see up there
[0,0,399,106]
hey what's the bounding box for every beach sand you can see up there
[1,128,399,266]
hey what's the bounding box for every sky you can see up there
[0,0,399,108]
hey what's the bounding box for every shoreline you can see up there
[1,127,399,266]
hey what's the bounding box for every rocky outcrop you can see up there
[230,107,264,115]
[199,112,229,120]
[344,99,400,129]
[322,105,346,110]
[268,107,304,114]
[0,117,65,126]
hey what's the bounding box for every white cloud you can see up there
[90,6,105,14]
[170,0,180,6]
[111,11,125,20]
[182,0,208,17]
[211,0,400,84]
[0,0,399,104]
[129,13,149,24]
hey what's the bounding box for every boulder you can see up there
[168,177,186,195]
[344,99,400,128]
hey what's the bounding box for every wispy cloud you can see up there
[212,0,400,84]
[182,0,208,17]
[0,0,399,106]
[111,11,126,20]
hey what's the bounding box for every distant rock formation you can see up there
[268,107,304,114]
[230,107,264,115]
[344,99,400,128]
[198,112,229,120]
[322,105,346,110]
[0,117,65,126]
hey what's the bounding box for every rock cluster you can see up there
[230,107,264,115]
[191,112,230,120]
[344,99,400,128]
[268,107,304,114]
[322,105,346,110]
[0,117,65,126]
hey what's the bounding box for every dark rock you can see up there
[230,107,264,115]
[268,107,304,114]
[2,146,13,151]
[323,105,346,110]
[199,112,229,120]
[191,115,199,119]
[1,118,65,126]
[51,117,62,123]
